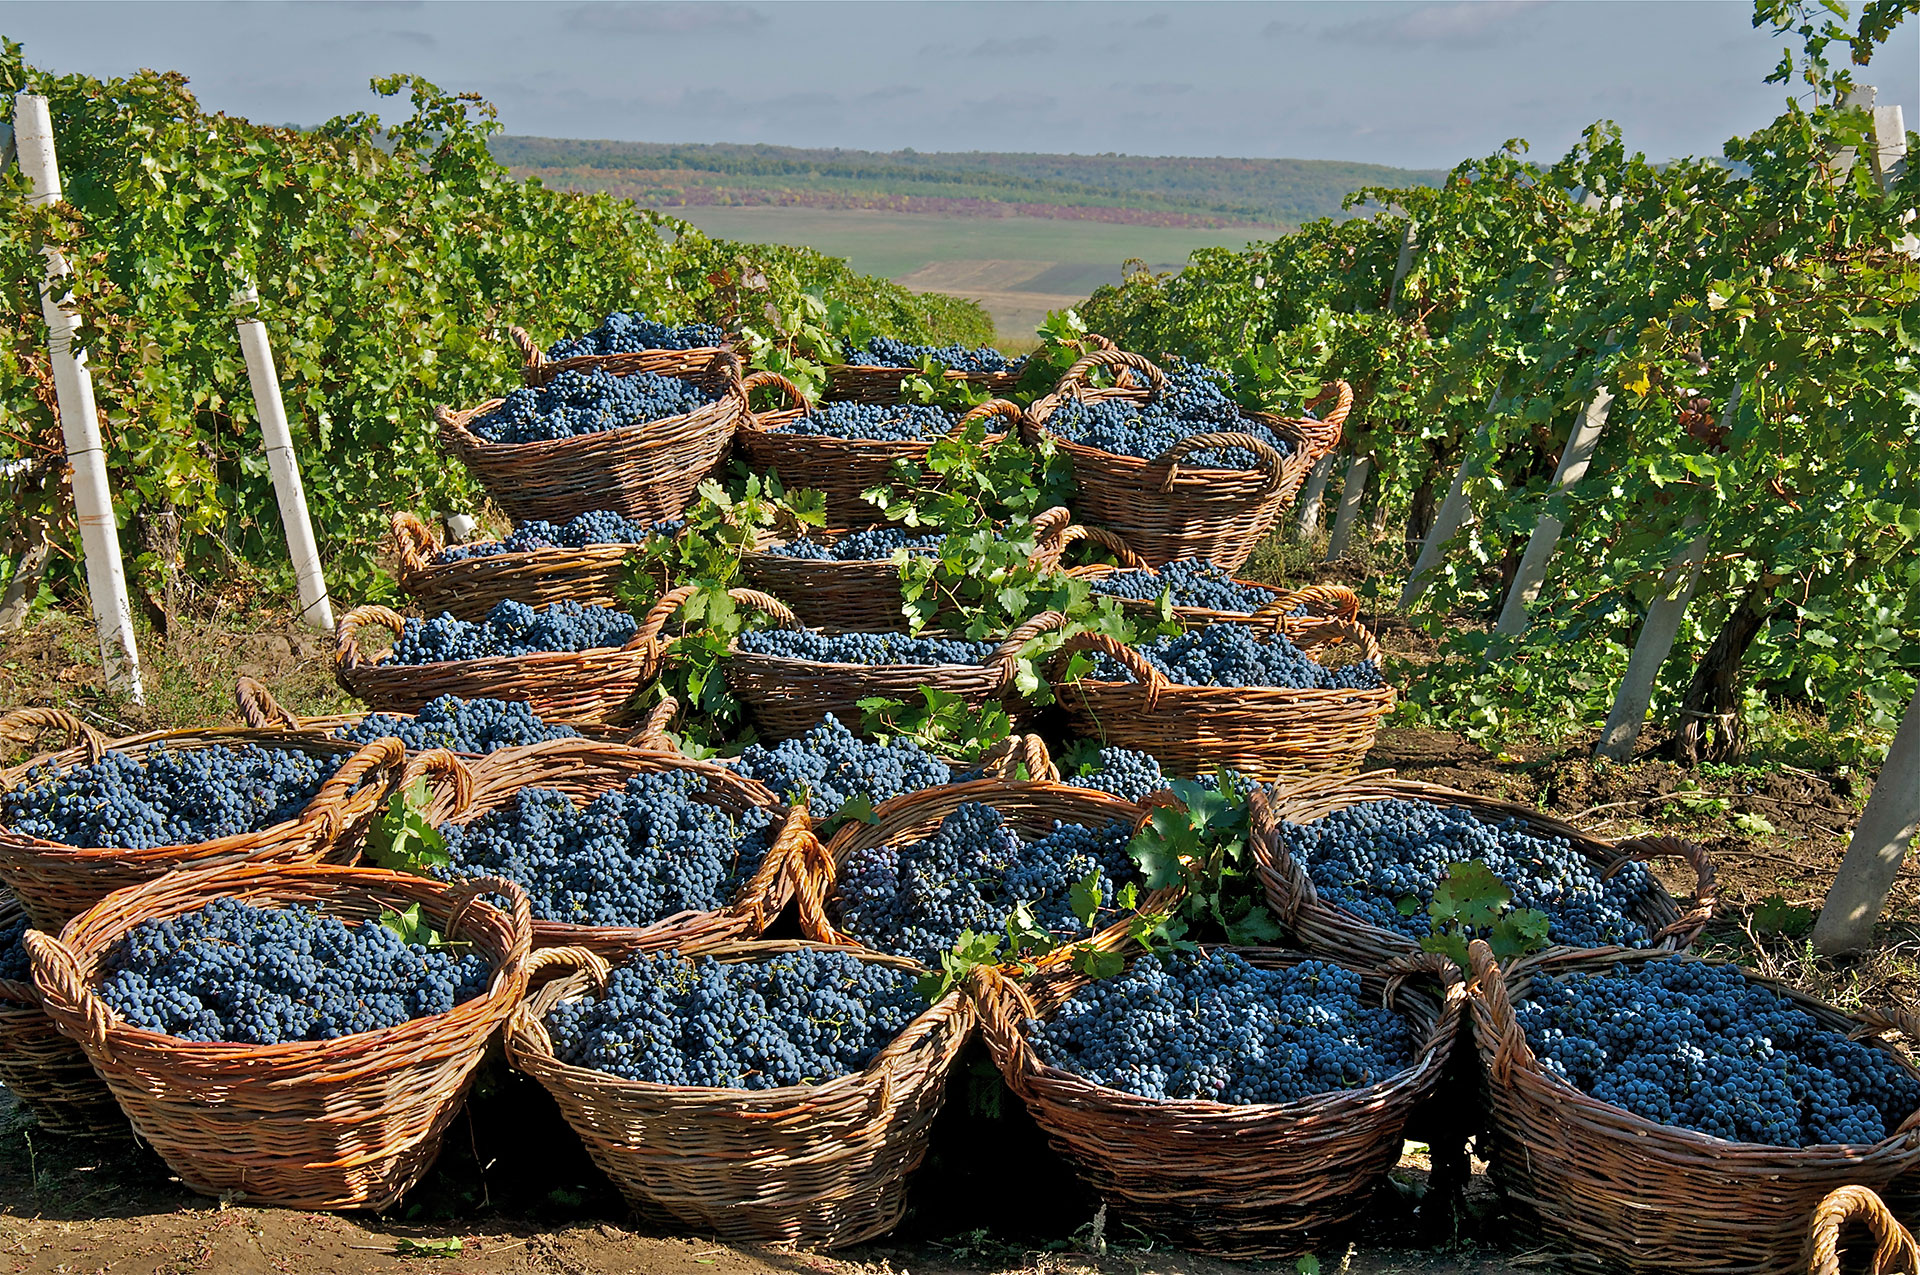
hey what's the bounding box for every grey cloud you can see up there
[1319,2,1546,50]
[564,3,768,35]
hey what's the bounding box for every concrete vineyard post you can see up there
[1399,412,1495,613]
[1293,452,1336,541]
[234,289,334,632]
[1494,388,1614,636]
[1324,454,1372,562]
[1811,683,1920,955]
[1593,514,1711,762]
[13,94,144,701]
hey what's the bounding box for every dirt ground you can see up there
[0,604,1913,1274]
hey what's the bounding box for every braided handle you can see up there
[626,695,681,750]
[400,747,477,822]
[791,827,858,948]
[509,325,545,372]
[986,610,1075,683]
[23,928,117,1059]
[234,677,301,731]
[1251,796,1322,929]
[445,874,533,964]
[1053,348,1166,399]
[334,605,407,673]
[1467,939,1538,1084]
[311,737,407,837]
[1046,524,1152,570]
[1048,629,1169,695]
[1285,614,1387,667]
[1615,834,1718,944]
[1028,505,1074,547]
[0,707,109,765]
[951,398,1024,439]
[1148,430,1290,493]
[390,512,438,579]
[705,348,749,411]
[742,369,812,417]
[1249,583,1363,626]
[980,733,1059,783]
[435,401,499,452]
[1292,380,1354,463]
[1809,1185,1919,1275]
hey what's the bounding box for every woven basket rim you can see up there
[439,349,744,457]
[1473,943,1920,1162]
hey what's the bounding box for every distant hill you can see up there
[488,137,1448,230]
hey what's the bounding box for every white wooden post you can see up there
[1811,683,1920,954]
[1389,218,1418,314]
[1324,454,1372,562]
[14,94,144,701]
[1494,388,1614,635]
[1293,452,1336,541]
[1399,407,1496,612]
[234,288,333,632]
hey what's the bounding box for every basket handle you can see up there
[0,707,109,766]
[738,807,819,934]
[979,733,1059,783]
[1467,939,1538,1084]
[1809,1185,1919,1275]
[1053,348,1166,400]
[23,929,117,1058]
[743,369,812,418]
[1292,380,1354,463]
[1046,629,1171,704]
[390,512,439,578]
[445,874,533,961]
[638,585,798,645]
[1249,583,1363,626]
[951,398,1024,439]
[1614,835,1718,945]
[986,609,1076,682]
[1286,614,1387,667]
[335,605,407,673]
[309,736,407,838]
[1147,430,1290,495]
[509,324,545,373]
[624,695,681,750]
[705,347,749,410]
[399,747,478,821]
[1251,800,1322,929]
[791,828,860,948]
[234,677,301,731]
[1044,524,1151,570]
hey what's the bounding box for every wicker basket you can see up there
[977,945,1462,1259]
[0,710,404,928]
[425,739,809,959]
[1469,942,1920,1275]
[332,584,761,726]
[1058,524,1364,625]
[736,372,1027,531]
[234,678,674,754]
[510,323,730,389]
[1807,1186,1920,1275]
[799,779,1149,948]
[26,863,533,1210]
[436,347,745,526]
[824,360,1023,405]
[506,938,974,1247]
[1025,350,1349,572]
[740,505,1075,634]
[723,604,1059,741]
[1048,617,1395,782]
[1256,774,1718,968]
[0,893,124,1138]
[389,511,671,622]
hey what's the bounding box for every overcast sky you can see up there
[3,2,1915,170]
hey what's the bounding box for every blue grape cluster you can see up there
[770,401,958,442]
[432,511,682,563]
[0,911,31,983]
[847,337,1021,374]
[735,628,996,667]
[1086,559,1281,614]
[1518,960,1920,1147]
[766,527,946,561]
[473,368,715,444]
[1088,623,1383,691]
[3,744,329,849]
[1047,362,1293,469]
[437,770,777,928]
[1029,951,1413,1104]
[546,312,725,359]
[387,600,638,665]
[1279,798,1658,950]
[335,695,579,755]
[1063,746,1170,803]
[545,947,922,1088]
[833,801,1138,964]
[96,898,491,1045]
[729,715,951,815]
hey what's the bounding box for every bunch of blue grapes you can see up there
[545,947,922,1088]
[736,628,996,667]
[1517,960,1920,1147]
[771,401,958,442]
[387,600,638,665]
[729,715,951,815]
[95,898,491,1044]
[433,511,682,563]
[832,801,1138,964]
[1047,361,1293,469]
[1029,950,1413,1104]
[848,337,1021,374]
[766,526,946,561]
[0,910,31,983]
[334,695,579,755]
[1086,559,1282,614]
[1063,745,1171,803]
[437,770,777,928]
[1087,623,1383,691]
[546,312,725,359]
[3,743,330,848]
[1278,797,1658,950]
[474,368,715,444]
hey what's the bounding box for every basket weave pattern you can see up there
[1256,775,1717,967]
[1468,943,1920,1275]
[0,712,402,928]
[510,324,731,389]
[437,347,745,526]
[26,864,533,1211]
[506,939,974,1248]
[0,894,125,1138]
[1025,350,1349,572]
[389,512,662,622]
